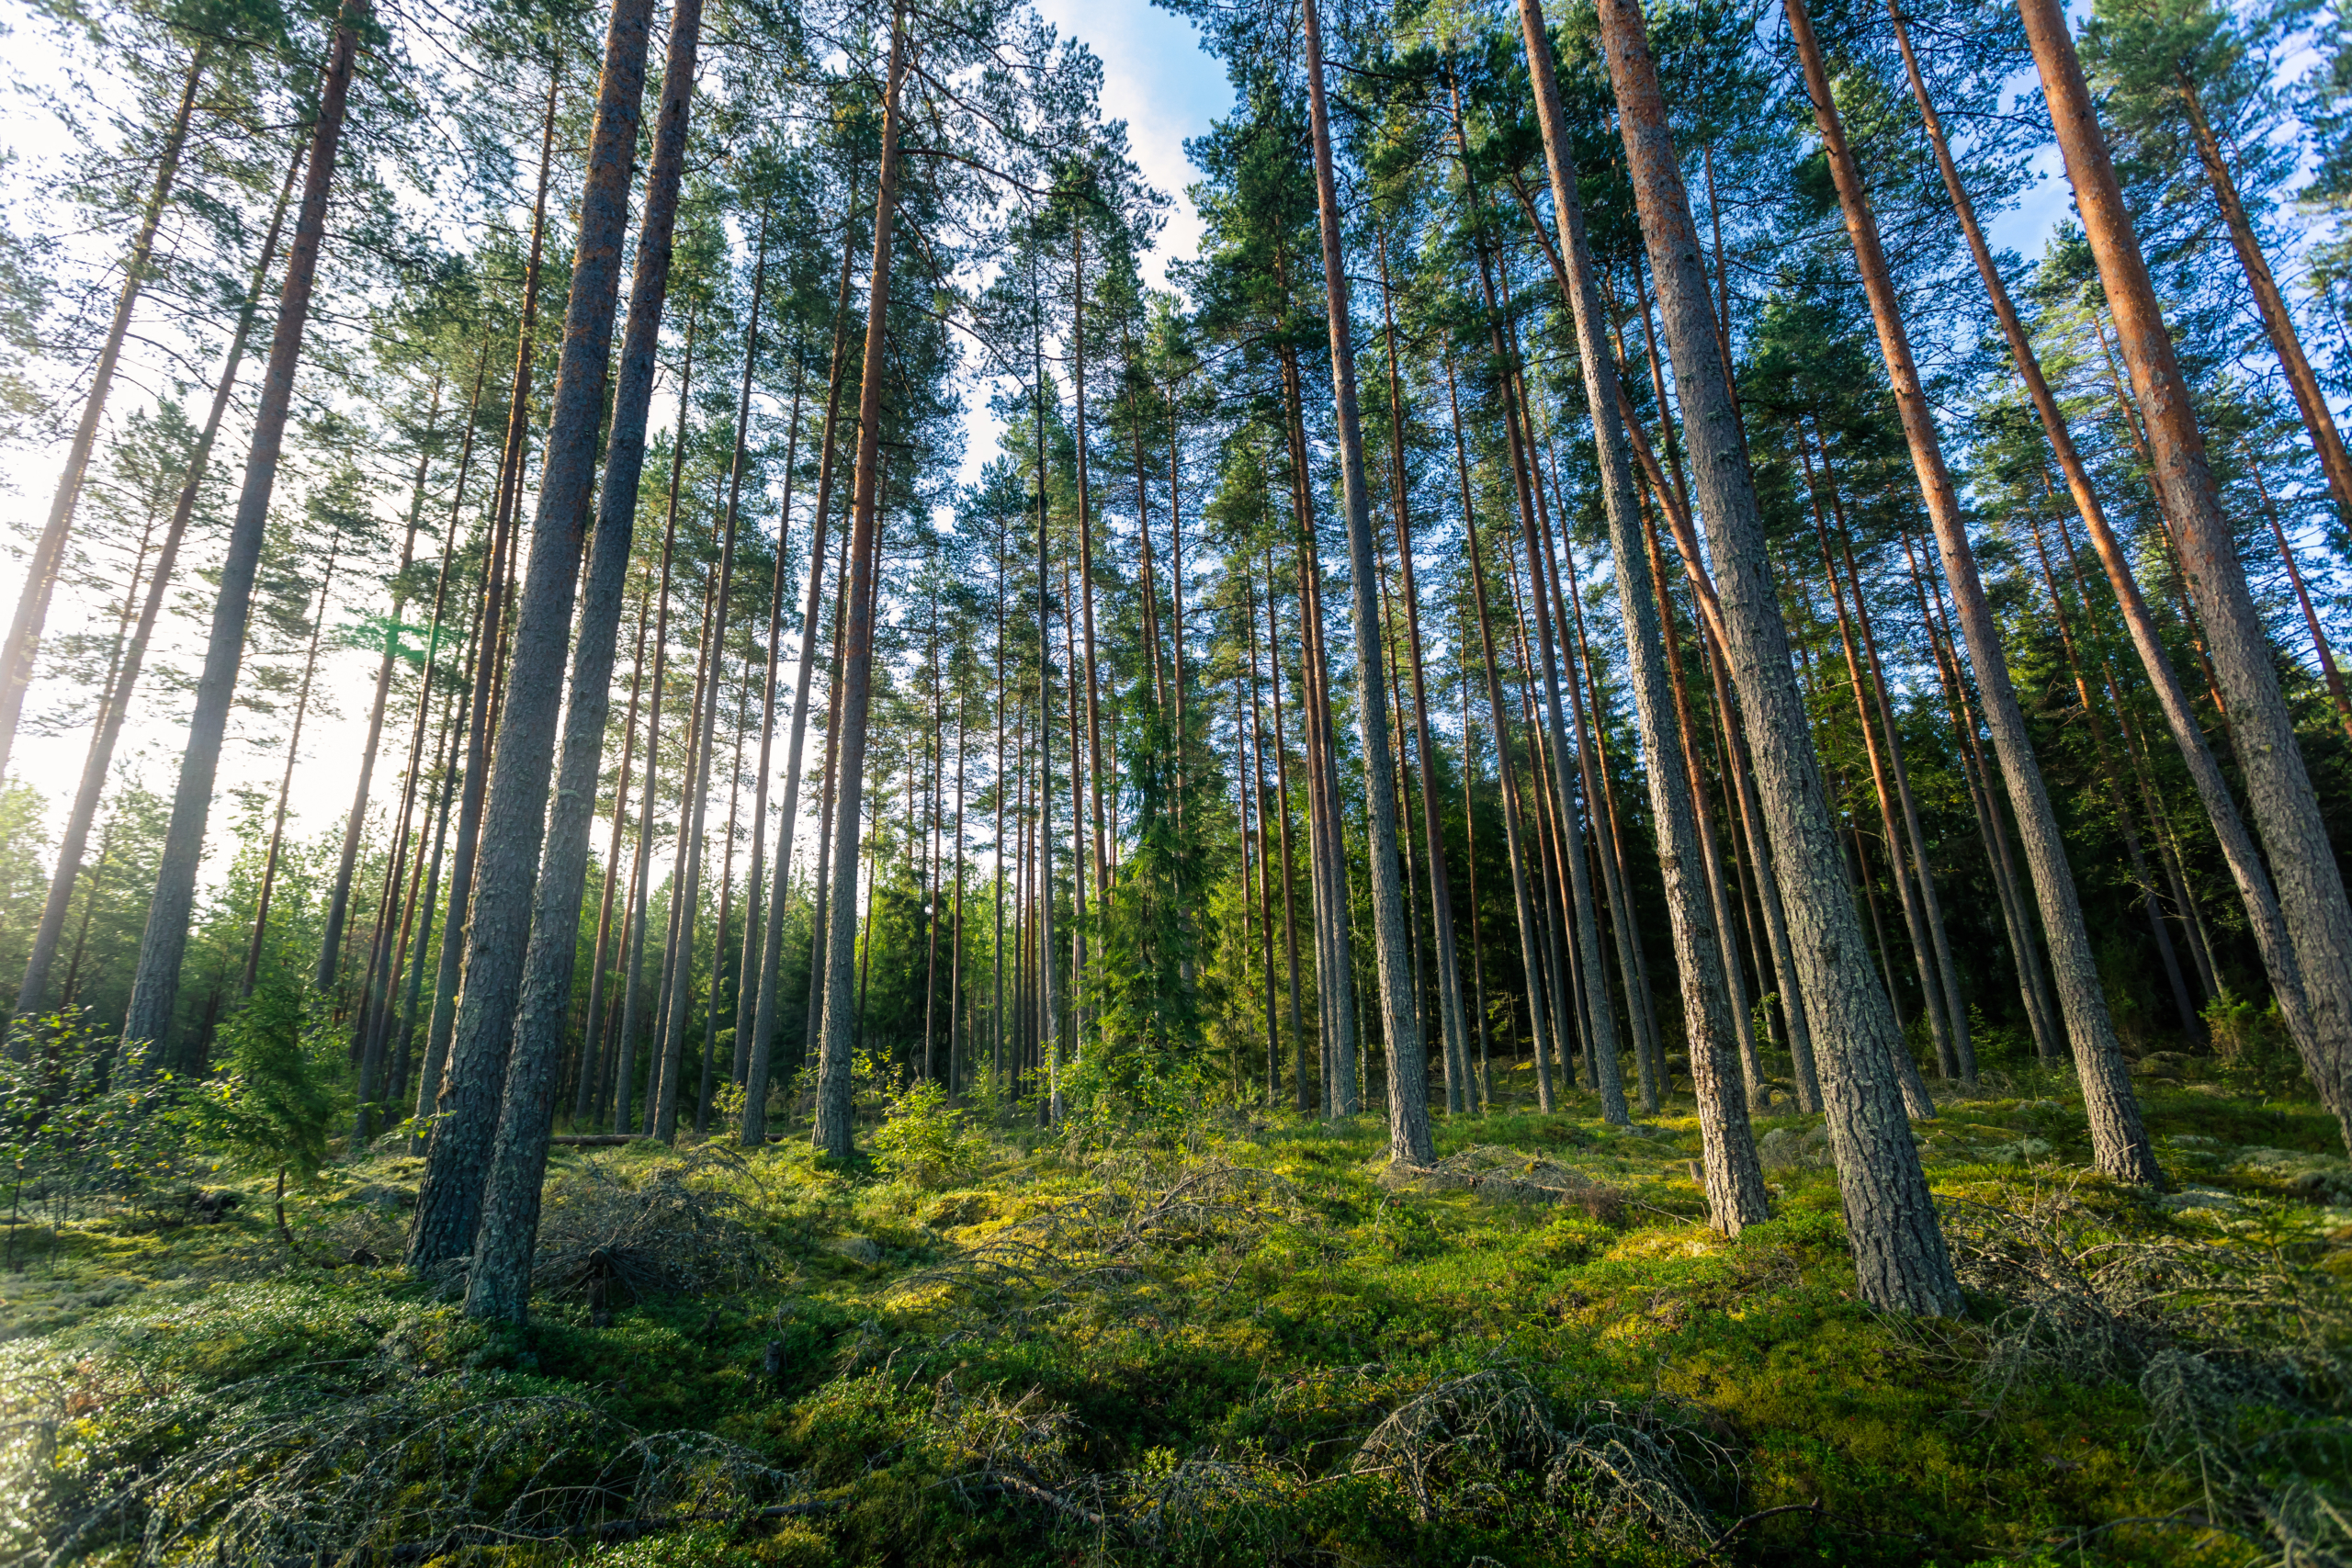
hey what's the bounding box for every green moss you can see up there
[5,1082,2346,1565]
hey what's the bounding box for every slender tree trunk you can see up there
[657,527,731,1140]
[1789,0,2154,1179]
[2024,509,2201,1039]
[1266,554,1310,1111]
[242,530,345,992]
[747,192,860,1140]
[1598,0,1959,1311]
[1448,361,1558,1116]
[1375,232,1472,1120]
[119,4,368,1057]
[318,371,451,994]
[2175,78,2352,524]
[575,582,651,1127]
[413,108,562,1154]
[812,8,908,1157]
[613,333,694,1136]
[1891,510,2067,1061]
[1300,0,1428,1160]
[735,363,806,1088]
[411,0,667,1282]
[697,695,748,1130]
[0,48,205,788]
[1895,0,2316,1083]
[13,147,301,1019]
[801,526,852,1101]
[1072,226,1109,917]
[1833,504,1973,1081]
[2241,440,2352,744]
[1803,468,1955,1081]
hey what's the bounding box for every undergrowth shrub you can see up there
[869,1082,987,1190]
[2207,990,2308,1100]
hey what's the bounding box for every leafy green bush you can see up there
[868,1081,984,1190]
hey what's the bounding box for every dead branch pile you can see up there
[887,1156,1310,1346]
[1944,1182,2352,1566]
[532,1149,778,1306]
[1350,1369,1725,1547]
[927,1376,1302,1557]
[27,1369,810,1566]
[1382,1145,1626,1220]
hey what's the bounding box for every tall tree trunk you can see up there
[1894,0,2312,1077]
[412,113,563,1155]
[1375,231,1473,1120]
[812,8,908,1157]
[1072,225,1109,915]
[1890,508,2067,1061]
[318,367,455,993]
[242,529,345,993]
[12,145,300,1020]
[2175,73,2352,524]
[1448,361,1559,1116]
[1300,0,1429,1161]
[656,531,729,1140]
[317,64,555,991]
[1597,0,1959,1312]
[698,694,747,1129]
[2024,509,2202,1039]
[408,0,667,1280]
[119,3,368,1058]
[1266,553,1310,1111]
[1788,0,2154,1181]
[748,190,860,1140]
[0,47,205,789]
[1831,503,1973,1081]
[735,361,806,1082]
[800,526,852,1101]
[574,581,651,1128]
[1802,468,1956,1081]
[2241,440,2352,744]
[613,331,694,1135]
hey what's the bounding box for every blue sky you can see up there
[1032,0,1232,286]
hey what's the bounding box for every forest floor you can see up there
[2,1065,2349,1566]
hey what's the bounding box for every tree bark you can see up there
[613,324,695,1134]
[1516,0,1775,1185]
[0,47,205,789]
[811,8,908,1158]
[747,190,861,1140]
[242,528,345,993]
[322,64,550,991]
[318,366,454,994]
[408,0,665,1280]
[1785,0,2155,1184]
[574,580,651,1128]
[119,5,368,1058]
[12,144,300,1020]
[1447,362,1559,1116]
[734,361,806,1084]
[1374,231,1473,1121]
[1299,0,1429,1162]
[2240,440,2352,745]
[1598,0,1959,1312]
[1894,0,2312,1080]
[2175,73,2352,526]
